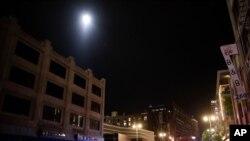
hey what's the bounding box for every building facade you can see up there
[104,111,148,129]
[0,16,105,141]
[225,0,250,125]
[214,70,235,139]
[147,104,199,141]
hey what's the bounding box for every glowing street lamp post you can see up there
[203,115,216,131]
[132,123,142,141]
[203,115,217,140]
[159,132,166,141]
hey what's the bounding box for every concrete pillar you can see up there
[34,40,52,125]
[63,56,75,131]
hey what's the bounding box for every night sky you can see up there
[1,0,234,122]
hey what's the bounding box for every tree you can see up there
[202,130,222,141]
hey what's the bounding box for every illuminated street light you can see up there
[159,132,166,141]
[169,136,174,141]
[132,123,142,141]
[203,115,217,130]
[207,128,215,133]
[203,114,218,141]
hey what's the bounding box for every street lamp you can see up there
[203,115,217,130]
[132,123,142,141]
[203,115,217,141]
[159,132,166,141]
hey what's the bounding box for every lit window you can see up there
[70,113,84,127]
[42,105,62,123]
[123,120,127,126]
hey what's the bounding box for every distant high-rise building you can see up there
[0,16,105,141]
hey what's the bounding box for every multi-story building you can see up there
[147,104,199,141]
[225,0,250,124]
[215,70,235,138]
[0,16,105,141]
[104,111,148,129]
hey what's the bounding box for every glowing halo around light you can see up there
[81,13,92,27]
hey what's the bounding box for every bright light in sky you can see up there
[81,13,92,27]
[77,11,97,45]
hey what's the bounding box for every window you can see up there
[9,66,35,89]
[49,60,66,78]
[70,113,84,127]
[15,41,40,64]
[90,119,100,131]
[2,94,31,116]
[92,85,101,97]
[71,93,85,107]
[74,74,86,89]
[91,101,100,113]
[46,81,64,99]
[42,105,62,123]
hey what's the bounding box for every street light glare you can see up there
[203,116,208,122]
[210,115,216,121]
[132,123,142,129]
[138,123,142,128]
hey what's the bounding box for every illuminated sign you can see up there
[39,130,66,138]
